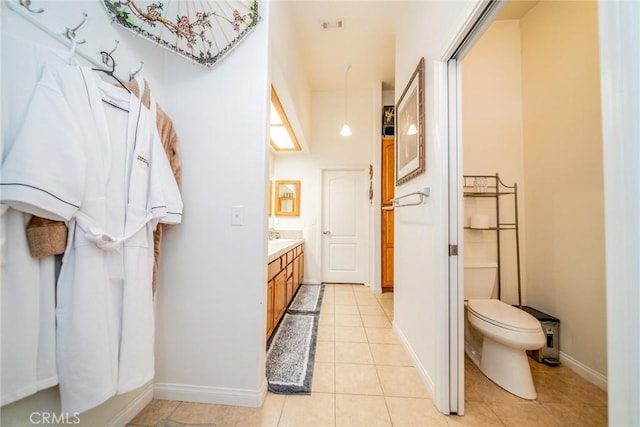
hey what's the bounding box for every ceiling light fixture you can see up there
[340,63,352,137]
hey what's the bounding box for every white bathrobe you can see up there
[1,60,182,413]
[1,36,61,407]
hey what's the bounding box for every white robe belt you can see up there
[74,211,154,252]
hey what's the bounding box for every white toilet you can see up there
[464,261,545,399]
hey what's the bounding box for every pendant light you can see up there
[340,63,352,136]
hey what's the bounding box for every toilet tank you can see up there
[464,260,498,300]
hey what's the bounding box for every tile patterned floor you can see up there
[128,284,608,426]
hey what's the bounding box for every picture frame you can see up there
[395,57,425,185]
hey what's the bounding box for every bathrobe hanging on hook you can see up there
[1,61,183,413]
[0,37,75,408]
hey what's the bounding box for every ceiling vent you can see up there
[320,19,345,30]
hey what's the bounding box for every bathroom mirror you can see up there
[275,180,300,216]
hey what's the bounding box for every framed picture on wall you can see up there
[395,57,425,185]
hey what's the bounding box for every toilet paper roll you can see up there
[470,214,490,229]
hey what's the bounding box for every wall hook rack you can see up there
[7,2,131,84]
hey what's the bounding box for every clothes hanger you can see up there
[92,40,131,94]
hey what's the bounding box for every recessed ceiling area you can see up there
[285,1,401,92]
[282,1,539,94]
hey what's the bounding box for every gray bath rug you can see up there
[288,284,325,314]
[266,312,319,394]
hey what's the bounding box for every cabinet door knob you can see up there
[322,230,331,236]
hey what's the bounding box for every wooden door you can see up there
[381,137,395,290]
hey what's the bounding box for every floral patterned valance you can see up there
[103,0,260,69]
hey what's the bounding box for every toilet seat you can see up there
[467,299,541,333]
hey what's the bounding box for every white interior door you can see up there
[321,169,368,284]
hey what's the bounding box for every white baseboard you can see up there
[559,351,608,391]
[108,382,154,427]
[153,380,266,408]
[392,321,436,397]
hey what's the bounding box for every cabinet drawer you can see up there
[286,250,293,265]
[268,258,281,281]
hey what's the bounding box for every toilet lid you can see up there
[467,299,542,332]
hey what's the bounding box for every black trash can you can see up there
[519,306,560,366]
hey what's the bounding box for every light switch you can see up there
[231,205,244,226]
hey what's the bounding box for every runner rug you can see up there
[288,284,324,314]
[266,284,324,394]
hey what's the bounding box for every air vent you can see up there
[320,19,345,30]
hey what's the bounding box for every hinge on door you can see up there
[449,244,458,256]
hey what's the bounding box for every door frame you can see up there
[441,0,505,414]
[598,2,640,424]
[319,166,371,285]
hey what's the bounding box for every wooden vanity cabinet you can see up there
[266,243,305,339]
[286,262,294,302]
[266,280,275,337]
[266,257,281,338]
[274,269,287,326]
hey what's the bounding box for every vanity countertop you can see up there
[267,238,304,263]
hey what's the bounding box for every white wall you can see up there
[520,1,607,384]
[153,5,270,407]
[382,90,395,107]
[393,0,483,413]
[462,20,526,306]
[272,87,376,285]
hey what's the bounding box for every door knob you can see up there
[322,230,331,236]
